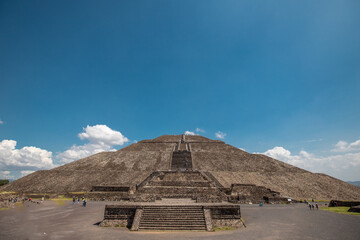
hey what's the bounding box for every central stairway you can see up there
[138,205,207,231]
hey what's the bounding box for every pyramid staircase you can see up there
[135,170,227,201]
[138,205,207,231]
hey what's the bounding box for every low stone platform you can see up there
[100,198,241,231]
[329,200,360,207]
[348,205,360,213]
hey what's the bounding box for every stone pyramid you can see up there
[2,134,360,200]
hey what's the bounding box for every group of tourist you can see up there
[73,195,86,207]
[8,197,19,203]
[308,203,319,210]
[7,196,45,206]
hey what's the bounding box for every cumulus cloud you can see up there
[262,146,360,175]
[184,131,196,135]
[263,147,315,169]
[0,170,13,179]
[0,140,56,170]
[21,170,35,177]
[78,125,128,146]
[196,128,205,133]
[0,120,3,124]
[332,139,360,152]
[57,125,129,163]
[215,131,226,139]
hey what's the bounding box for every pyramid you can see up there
[1,134,360,200]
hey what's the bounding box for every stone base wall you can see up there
[85,192,130,201]
[196,196,223,203]
[348,206,360,213]
[99,219,130,228]
[228,195,288,204]
[212,219,242,228]
[329,200,360,207]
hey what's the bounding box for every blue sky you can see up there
[0,0,359,181]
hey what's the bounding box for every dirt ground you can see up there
[0,200,359,240]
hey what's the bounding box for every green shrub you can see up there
[0,180,9,186]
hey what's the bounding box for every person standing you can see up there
[73,196,76,205]
[316,203,319,210]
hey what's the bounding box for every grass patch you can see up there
[0,191,17,194]
[214,226,236,231]
[50,194,72,205]
[0,207,10,211]
[51,198,71,205]
[321,207,360,216]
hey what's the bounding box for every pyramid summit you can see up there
[2,134,360,201]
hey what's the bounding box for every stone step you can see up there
[143,209,203,212]
[140,223,205,226]
[143,205,203,207]
[143,212,203,217]
[143,215,203,217]
[142,215,204,217]
[142,218,204,221]
[140,221,205,224]
[142,214,204,216]
[139,225,206,228]
[143,212,203,214]
[139,205,206,231]
[140,225,206,228]
[139,226,206,230]
[141,217,205,220]
[143,208,203,211]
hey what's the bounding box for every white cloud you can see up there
[0,140,56,170]
[263,147,315,169]
[184,131,196,135]
[57,125,129,163]
[21,170,35,177]
[332,139,360,152]
[195,128,205,133]
[215,131,226,139]
[0,120,3,124]
[262,146,360,175]
[0,170,13,179]
[78,125,128,146]
[0,124,129,179]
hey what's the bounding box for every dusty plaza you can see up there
[1,200,360,240]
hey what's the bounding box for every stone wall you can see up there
[85,192,130,201]
[91,186,130,192]
[329,200,360,207]
[207,205,242,229]
[101,205,139,228]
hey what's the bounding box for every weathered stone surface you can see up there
[329,200,360,207]
[130,208,143,231]
[348,205,360,213]
[2,134,360,200]
[99,219,128,227]
[204,208,214,231]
